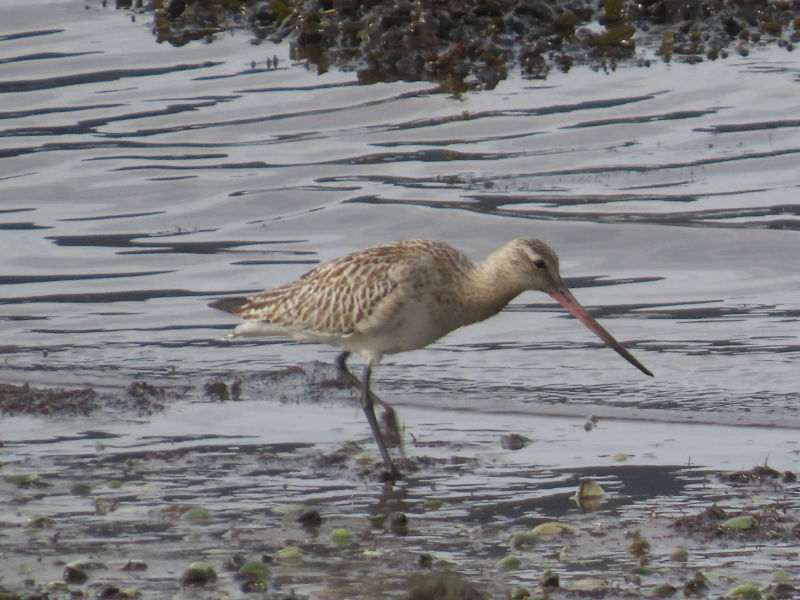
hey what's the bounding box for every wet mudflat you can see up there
[2,372,799,600]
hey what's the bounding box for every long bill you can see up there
[548,285,653,377]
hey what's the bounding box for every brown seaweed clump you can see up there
[144,0,800,91]
[673,504,800,541]
[0,381,168,417]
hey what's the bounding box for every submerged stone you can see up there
[4,473,39,487]
[275,546,304,563]
[297,508,322,527]
[721,515,756,529]
[497,555,522,571]
[540,568,559,587]
[510,532,540,550]
[181,562,217,586]
[236,561,272,581]
[330,528,354,547]
[179,507,211,521]
[727,583,762,599]
[531,522,575,536]
[653,582,678,597]
[407,572,485,600]
[670,548,689,562]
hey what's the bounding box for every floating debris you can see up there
[330,527,354,547]
[531,522,575,536]
[63,559,107,585]
[26,514,54,529]
[684,571,708,596]
[496,555,522,571]
[510,532,539,550]
[727,583,763,599]
[674,500,798,540]
[70,482,92,496]
[391,512,409,535]
[540,568,560,588]
[0,381,167,416]
[424,498,444,511]
[179,507,211,521]
[126,380,165,400]
[297,508,322,527]
[119,560,148,571]
[203,378,230,400]
[724,464,795,484]
[670,548,689,562]
[721,515,756,530]
[275,546,304,563]
[94,497,115,515]
[500,433,531,450]
[572,477,607,511]
[274,502,308,515]
[63,566,89,585]
[510,587,531,600]
[0,383,98,416]
[236,560,271,584]
[653,582,679,597]
[181,562,217,586]
[4,473,40,488]
[407,571,484,600]
[627,535,651,557]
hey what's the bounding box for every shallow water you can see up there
[3,1,800,422]
[3,398,800,598]
[2,2,800,597]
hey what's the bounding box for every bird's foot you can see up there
[379,466,403,484]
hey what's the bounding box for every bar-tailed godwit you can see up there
[211,238,652,479]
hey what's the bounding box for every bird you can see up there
[210,238,652,479]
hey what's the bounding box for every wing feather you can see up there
[235,242,427,336]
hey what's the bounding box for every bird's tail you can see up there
[209,296,248,315]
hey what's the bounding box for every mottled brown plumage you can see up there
[211,238,652,479]
[239,240,469,337]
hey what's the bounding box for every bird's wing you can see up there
[235,244,422,336]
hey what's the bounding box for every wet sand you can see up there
[2,371,798,599]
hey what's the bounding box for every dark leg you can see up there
[360,364,401,479]
[335,352,393,411]
[336,352,402,479]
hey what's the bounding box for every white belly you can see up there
[231,298,457,365]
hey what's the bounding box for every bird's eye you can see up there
[533,258,546,269]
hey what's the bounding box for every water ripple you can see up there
[0,10,798,419]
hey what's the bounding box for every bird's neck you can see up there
[459,247,526,325]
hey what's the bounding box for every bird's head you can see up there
[509,238,653,377]
[508,238,564,294]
